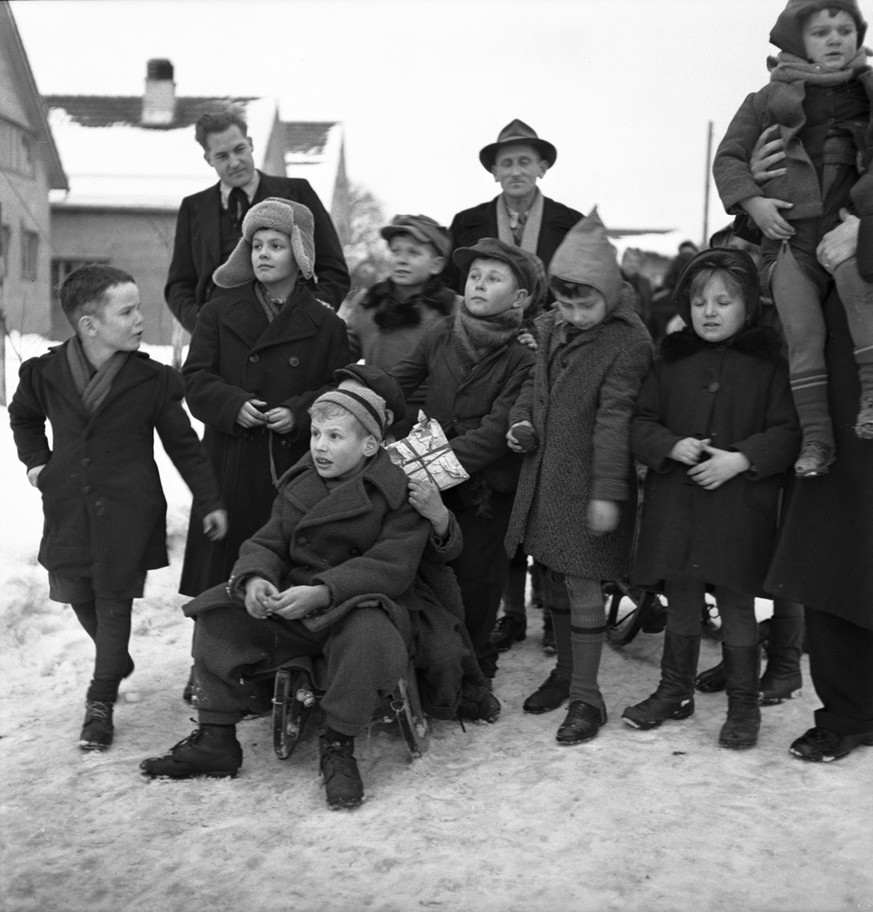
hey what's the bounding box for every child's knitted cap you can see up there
[770,0,867,57]
[213,197,316,288]
[548,209,622,311]
[333,363,406,425]
[311,387,389,440]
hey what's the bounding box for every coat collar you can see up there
[660,325,785,362]
[217,282,327,351]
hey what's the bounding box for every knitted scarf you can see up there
[769,47,871,85]
[361,278,456,329]
[66,335,128,413]
[453,302,523,371]
[496,189,545,254]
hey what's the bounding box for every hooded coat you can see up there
[714,0,873,236]
[631,250,802,595]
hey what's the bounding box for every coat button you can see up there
[83,485,93,494]
[249,354,259,363]
[288,356,300,367]
[349,547,361,556]
[298,536,308,545]
[82,457,92,467]
[707,382,719,392]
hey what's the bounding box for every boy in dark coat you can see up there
[141,380,431,810]
[713,0,873,474]
[623,249,801,749]
[8,265,227,751]
[505,211,653,744]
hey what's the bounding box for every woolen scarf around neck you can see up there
[769,47,871,85]
[453,303,523,369]
[66,335,129,413]
[362,278,456,329]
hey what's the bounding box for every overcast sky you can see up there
[12,0,787,252]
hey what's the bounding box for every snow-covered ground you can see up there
[1,333,871,912]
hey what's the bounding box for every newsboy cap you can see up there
[380,214,450,257]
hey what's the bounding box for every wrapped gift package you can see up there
[385,412,469,491]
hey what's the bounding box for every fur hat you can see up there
[770,0,867,57]
[213,197,315,288]
[548,209,623,312]
[671,248,762,329]
[333,363,406,424]
[311,387,390,440]
[452,237,545,309]
[380,215,450,257]
[479,119,557,171]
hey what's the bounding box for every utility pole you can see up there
[703,120,714,248]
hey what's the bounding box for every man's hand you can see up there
[267,584,331,620]
[26,465,45,488]
[244,576,280,619]
[236,399,268,428]
[202,509,228,542]
[817,209,860,274]
[588,499,620,535]
[750,124,787,183]
[687,444,750,490]
[669,437,711,466]
[741,196,794,240]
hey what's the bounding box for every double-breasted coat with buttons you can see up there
[9,343,223,594]
[631,326,801,596]
[179,281,350,596]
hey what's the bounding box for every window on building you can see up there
[0,223,9,285]
[0,119,36,178]
[20,224,39,281]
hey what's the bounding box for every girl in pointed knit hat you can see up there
[504,211,653,744]
[179,197,350,600]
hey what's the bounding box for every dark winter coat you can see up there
[505,294,653,580]
[631,326,801,595]
[186,448,430,638]
[179,281,350,596]
[165,171,350,332]
[444,195,584,293]
[9,343,223,593]
[389,314,535,499]
[765,285,873,627]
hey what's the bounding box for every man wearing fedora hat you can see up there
[444,119,583,293]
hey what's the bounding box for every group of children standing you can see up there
[13,0,873,810]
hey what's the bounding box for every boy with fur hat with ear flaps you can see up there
[505,211,653,744]
[390,238,542,685]
[714,0,873,476]
[179,197,350,600]
[142,371,435,810]
[623,249,801,750]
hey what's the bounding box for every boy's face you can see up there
[388,234,445,289]
[690,274,746,343]
[553,286,607,331]
[310,412,377,481]
[464,257,526,316]
[80,282,144,353]
[203,124,255,187]
[491,143,548,204]
[802,9,858,70]
[251,228,298,290]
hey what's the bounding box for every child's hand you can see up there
[236,399,268,428]
[202,509,228,542]
[267,584,330,620]
[669,437,711,466]
[741,196,794,240]
[687,444,750,490]
[588,499,620,535]
[516,329,538,352]
[507,421,538,453]
[26,465,45,488]
[408,477,450,536]
[244,576,279,619]
[265,406,294,434]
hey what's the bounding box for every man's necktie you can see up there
[228,187,250,233]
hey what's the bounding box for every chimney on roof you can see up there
[142,58,176,128]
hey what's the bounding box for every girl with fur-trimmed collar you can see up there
[623,249,801,751]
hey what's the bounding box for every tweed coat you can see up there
[505,296,653,580]
[389,314,535,498]
[164,171,350,332]
[179,281,350,596]
[444,195,584,293]
[9,343,223,593]
[631,326,801,596]
[186,449,430,636]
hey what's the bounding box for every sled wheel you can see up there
[394,674,429,759]
[606,584,660,647]
[272,669,313,760]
